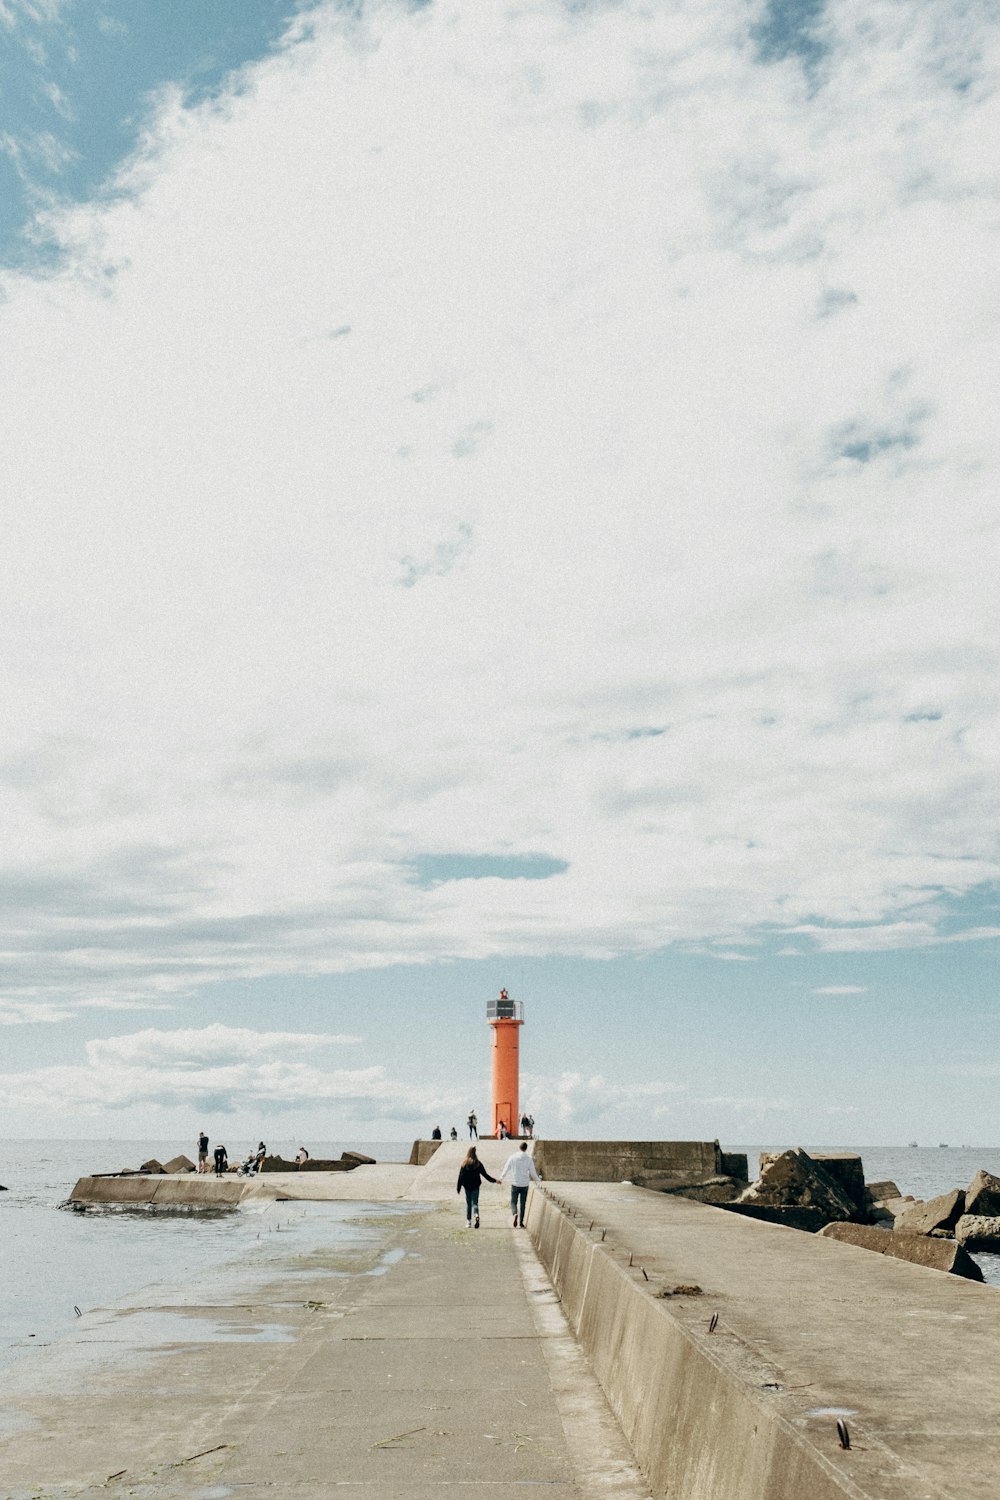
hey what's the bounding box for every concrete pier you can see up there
[528,1181,1000,1500]
[1,1144,646,1499]
[11,1142,1000,1498]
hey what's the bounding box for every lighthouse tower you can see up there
[487,988,523,1138]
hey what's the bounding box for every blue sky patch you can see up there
[752,0,827,69]
[408,854,570,887]
[0,0,304,269]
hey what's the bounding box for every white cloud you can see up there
[86,1024,361,1067]
[0,0,997,1017]
[702,1096,794,1114]
[0,1001,74,1025]
[522,1070,685,1127]
[76,998,175,1012]
[0,1024,446,1118]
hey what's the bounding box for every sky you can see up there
[0,0,998,1149]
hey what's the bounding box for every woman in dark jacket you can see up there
[456,1146,496,1228]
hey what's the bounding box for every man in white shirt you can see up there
[500,1141,540,1228]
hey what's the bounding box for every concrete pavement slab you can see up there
[0,1198,649,1500]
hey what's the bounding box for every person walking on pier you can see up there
[467,1110,478,1139]
[456,1146,496,1228]
[501,1141,540,1228]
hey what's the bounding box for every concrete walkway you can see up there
[0,1193,648,1499]
[536,1183,1000,1500]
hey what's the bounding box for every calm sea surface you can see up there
[2,1139,998,1366]
[0,1138,411,1366]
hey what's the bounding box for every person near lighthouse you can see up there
[500,1141,540,1228]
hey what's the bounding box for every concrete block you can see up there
[139,1158,165,1174]
[955,1214,1000,1251]
[719,1151,749,1182]
[340,1151,376,1165]
[895,1188,965,1236]
[819,1221,984,1280]
[807,1152,866,1213]
[70,1176,158,1204]
[865,1179,901,1202]
[533,1140,720,1183]
[646,1176,742,1204]
[151,1177,245,1205]
[721,1202,828,1233]
[741,1148,857,1224]
[965,1169,1000,1218]
[408,1140,442,1166]
[162,1154,196,1174]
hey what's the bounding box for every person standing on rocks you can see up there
[468,1111,478,1139]
[456,1146,496,1228]
[501,1141,540,1228]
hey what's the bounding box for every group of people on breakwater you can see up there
[429,1111,537,1141]
[195,1134,311,1177]
[456,1141,541,1228]
[431,1116,539,1146]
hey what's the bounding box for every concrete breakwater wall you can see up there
[70,1174,247,1206]
[533,1138,732,1183]
[526,1189,859,1500]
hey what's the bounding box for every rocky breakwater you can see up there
[67,1148,380,1207]
[726,1153,1000,1281]
[132,1154,197,1175]
[257,1151,376,1173]
[954,1170,1000,1254]
[721,1147,867,1232]
[860,1167,1000,1269]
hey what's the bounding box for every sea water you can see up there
[0,1138,411,1366]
